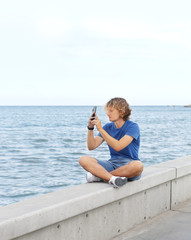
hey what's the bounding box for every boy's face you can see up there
[106,106,121,122]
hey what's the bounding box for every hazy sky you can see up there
[0,0,191,105]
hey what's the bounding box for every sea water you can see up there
[0,106,191,207]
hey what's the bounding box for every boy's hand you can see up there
[92,114,102,131]
[88,113,95,128]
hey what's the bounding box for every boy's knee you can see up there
[136,161,144,174]
[79,156,97,168]
[130,160,143,175]
[79,156,85,166]
[79,156,89,167]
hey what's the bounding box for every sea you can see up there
[0,105,191,207]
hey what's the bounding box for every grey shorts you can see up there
[97,157,142,181]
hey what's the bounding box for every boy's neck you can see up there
[115,118,125,128]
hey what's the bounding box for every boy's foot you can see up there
[86,172,102,183]
[109,176,127,188]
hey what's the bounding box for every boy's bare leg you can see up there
[110,160,143,178]
[79,156,113,181]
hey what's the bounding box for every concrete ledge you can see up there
[1,155,191,240]
[155,155,191,178]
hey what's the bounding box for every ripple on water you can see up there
[0,187,38,198]
[20,157,43,163]
[33,138,49,143]
[41,181,68,189]
[62,138,73,142]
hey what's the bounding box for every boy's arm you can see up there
[93,116,133,152]
[98,128,133,152]
[87,131,104,150]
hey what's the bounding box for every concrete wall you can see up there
[1,155,191,240]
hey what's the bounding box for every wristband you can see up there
[87,126,94,130]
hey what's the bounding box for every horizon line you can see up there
[0,104,187,107]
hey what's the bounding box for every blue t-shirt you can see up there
[98,120,140,160]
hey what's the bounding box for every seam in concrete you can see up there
[170,180,173,210]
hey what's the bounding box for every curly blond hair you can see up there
[105,97,132,121]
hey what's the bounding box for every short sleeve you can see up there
[125,123,140,140]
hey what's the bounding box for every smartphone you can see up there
[91,106,97,120]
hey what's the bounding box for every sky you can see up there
[0,0,191,106]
